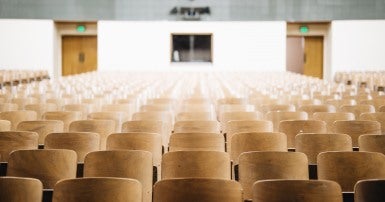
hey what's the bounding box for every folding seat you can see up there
[354,179,385,202]
[265,111,308,132]
[298,104,336,119]
[0,131,38,161]
[0,177,43,202]
[0,103,18,112]
[153,178,243,202]
[101,103,134,121]
[53,177,142,202]
[169,132,225,152]
[313,112,355,133]
[42,111,82,132]
[0,119,11,131]
[25,103,58,119]
[358,134,385,154]
[175,112,216,121]
[360,112,385,134]
[17,120,64,146]
[173,120,220,133]
[325,99,357,109]
[63,104,93,119]
[253,179,342,202]
[340,104,375,118]
[220,111,263,132]
[334,120,381,147]
[259,104,296,115]
[0,110,37,130]
[11,97,39,110]
[88,111,128,133]
[218,104,254,121]
[84,150,152,202]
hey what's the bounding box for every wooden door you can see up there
[62,36,97,76]
[304,36,323,79]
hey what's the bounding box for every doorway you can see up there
[62,36,97,76]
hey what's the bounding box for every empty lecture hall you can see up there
[1,0,385,202]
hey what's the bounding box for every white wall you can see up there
[331,20,385,76]
[98,21,286,71]
[0,19,54,75]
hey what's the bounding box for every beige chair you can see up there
[69,120,115,150]
[238,151,309,200]
[279,120,327,149]
[132,112,173,145]
[17,120,64,145]
[295,133,352,164]
[84,150,152,202]
[0,119,11,131]
[42,111,82,132]
[260,104,296,114]
[173,121,220,133]
[11,97,38,110]
[317,151,385,192]
[44,132,100,162]
[161,151,230,180]
[122,120,169,147]
[358,134,385,154]
[230,132,287,165]
[63,104,92,119]
[175,112,216,121]
[88,111,127,133]
[334,120,381,147]
[298,104,336,119]
[0,177,43,202]
[265,111,308,132]
[340,104,375,118]
[53,177,142,202]
[169,132,225,152]
[25,103,57,119]
[101,103,133,121]
[0,110,37,130]
[153,178,243,202]
[313,112,355,133]
[379,105,385,112]
[7,149,77,188]
[0,103,18,112]
[0,131,38,161]
[253,179,343,202]
[220,111,263,132]
[354,179,385,202]
[360,112,385,134]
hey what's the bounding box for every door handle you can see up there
[78,52,85,63]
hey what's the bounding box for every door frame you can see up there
[54,21,97,78]
[286,22,331,80]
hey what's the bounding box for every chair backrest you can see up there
[42,111,82,132]
[107,132,162,168]
[25,103,58,119]
[44,132,100,162]
[88,111,128,133]
[279,120,327,148]
[0,119,11,131]
[358,134,385,154]
[131,112,173,144]
[173,121,220,133]
[7,149,77,189]
[0,103,18,112]
[354,179,385,202]
[220,111,263,132]
[17,120,64,145]
[84,150,152,202]
[175,112,216,121]
[169,132,225,152]
[0,131,38,161]
[230,132,287,164]
[334,120,381,147]
[63,104,92,119]
[225,120,273,146]
[69,120,115,150]
[265,111,308,132]
[153,178,243,202]
[260,104,296,114]
[238,151,309,199]
[53,177,142,202]
[298,104,336,119]
[360,112,385,134]
[313,112,355,133]
[253,179,343,202]
[0,110,37,130]
[161,151,230,180]
[295,133,352,164]
[340,104,375,118]
[0,177,43,202]
[11,97,39,110]
[317,151,385,192]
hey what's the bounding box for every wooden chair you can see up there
[313,112,355,133]
[238,151,309,199]
[334,120,381,147]
[218,104,254,121]
[173,121,220,133]
[7,149,77,189]
[44,132,100,162]
[295,133,352,164]
[230,132,287,165]
[298,104,336,119]
[220,111,263,132]
[161,151,230,180]
[169,132,225,152]
[358,134,385,154]
[340,104,375,118]
[16,120,64,145]
[153,178,243,202]
[101,103,134,121]
[132,112,173,145]
[253,179,343,202]
[175,112,216,121]
[0,103,18,112]
[379,105,385,112]
[0,110,37,130]
[63,104,92,119]
[25,103,57,119]
[279,120,327,149]
[0,119,11,131]
[88,111,127,133]
[265,111,308,132]
[53,177,142,202]
[317,151,385,192]
[0,131,38,161]
[84,150,152,202]
[259,104,296,115]
[0,177,43,202]
[11,97,38,110]
[354,179,385,202]
[69,120,115,150]
[42,111,82,132]
[360,112,385,134]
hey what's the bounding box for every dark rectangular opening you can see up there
[171,34,212,62]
